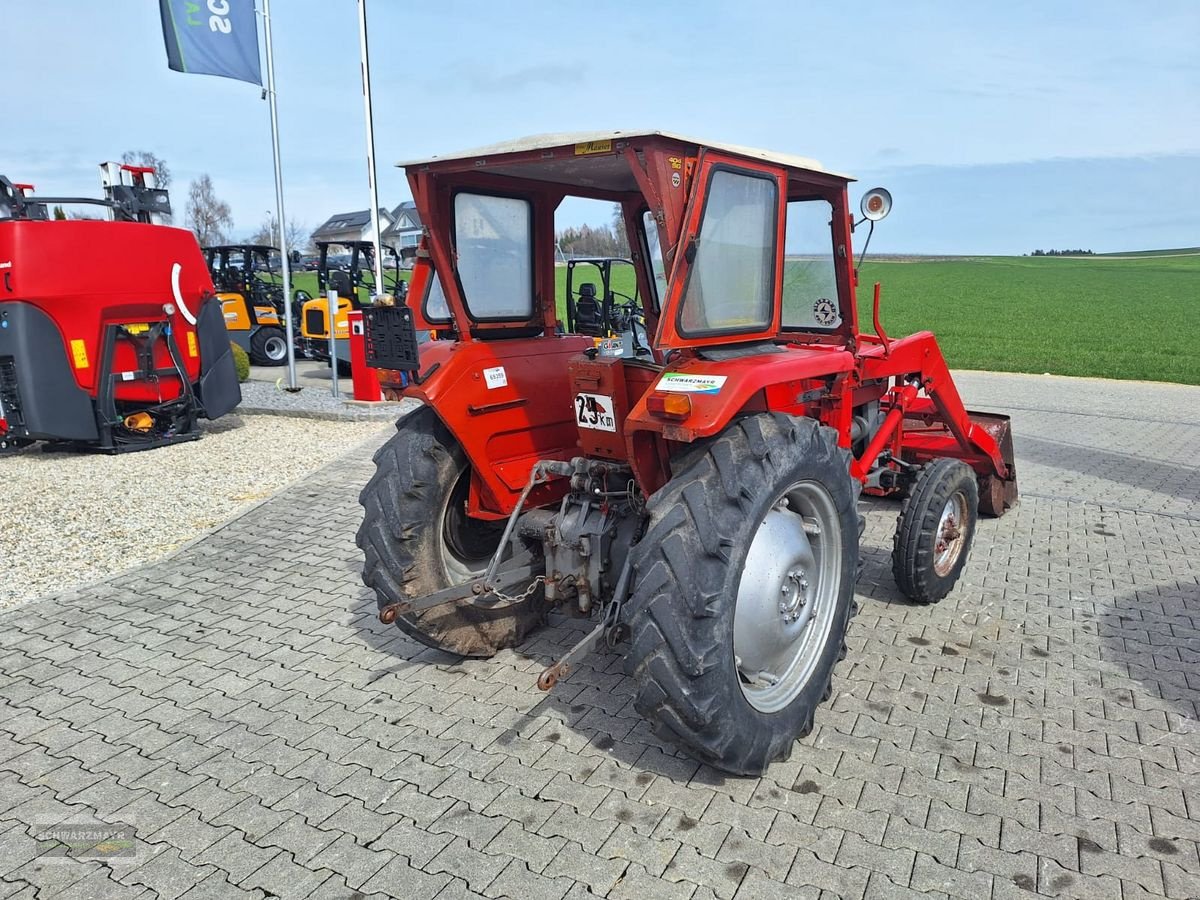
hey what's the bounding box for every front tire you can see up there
[623,414,858,775]
[356,407,544,657]
[891,458,978,603]
[250,326,288,366]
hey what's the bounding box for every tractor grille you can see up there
[305,307,326,338]
[0,357,25,427]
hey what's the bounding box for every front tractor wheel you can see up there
[623,414,858,775]
[356,407,544,657]
[891,458,979,603]
[250,326,289,366]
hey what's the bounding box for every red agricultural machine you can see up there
[0,164,240,453]
[357,132,1016,774]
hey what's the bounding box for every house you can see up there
[382,200,423,265]
[310,207,395,246]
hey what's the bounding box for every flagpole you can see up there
[261,0,297,390]
[357,0,385,296]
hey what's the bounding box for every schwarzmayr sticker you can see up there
[657,372,728,395]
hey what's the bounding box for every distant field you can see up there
[857,254,1200,385]
[551,254,1199,385]
[1094,247,1199,258]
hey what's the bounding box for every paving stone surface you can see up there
[2,371,1198,899]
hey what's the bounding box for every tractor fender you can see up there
[396,335,594,519]
[624,346,856,444]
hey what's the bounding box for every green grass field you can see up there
[857,254,1200,385]
[551,254,1200,385]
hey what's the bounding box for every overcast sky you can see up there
[3,1,1197,253]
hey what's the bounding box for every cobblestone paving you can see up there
[2,372,1198,899]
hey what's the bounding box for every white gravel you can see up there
[0,414,391,609]
[238,380,413,419]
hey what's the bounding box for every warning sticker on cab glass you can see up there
[656,372,727,394]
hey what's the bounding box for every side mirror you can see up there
[860,188,893,222]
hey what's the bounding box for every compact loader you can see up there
[357,132,1017,774]
[299,240,406,372]
[204,244,291,366]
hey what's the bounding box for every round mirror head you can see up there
[861,188,893,222]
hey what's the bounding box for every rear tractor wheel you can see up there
[250,326,289,366]
[356,407,545,657]
[891,458,979,603]
[623,414,859,775]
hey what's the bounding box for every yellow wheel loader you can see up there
[204,245,292,366]
[299,240,407,373]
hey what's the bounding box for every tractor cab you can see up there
[203,244,291,366]
[356,131,1017,775]
[300,240,407,371]
[563,256,650,357]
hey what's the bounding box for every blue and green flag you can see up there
[159,0,262,86]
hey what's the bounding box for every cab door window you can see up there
[677,169,778,337]
[453,193,534,320]
[782,199,840,330]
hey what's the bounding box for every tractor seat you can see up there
[574,283,604,335]
[328,269,358,307]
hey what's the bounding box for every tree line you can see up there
[557,204,631,259]
[1029,249,1095,256]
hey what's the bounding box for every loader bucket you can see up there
[969,410,1018,517]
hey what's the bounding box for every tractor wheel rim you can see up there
[733,481,842,714]
[437,468,504,585]
[933,491,968,577]
[264,335,288,361]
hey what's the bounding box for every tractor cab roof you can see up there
[397,130,853,188]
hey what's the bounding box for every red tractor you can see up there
[0,165,240,453]
[358,132,1016,774]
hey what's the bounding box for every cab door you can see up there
[654,151,786,350]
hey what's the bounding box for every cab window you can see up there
[782,200,840,330]
[678,169,777,336]
[641,210,667,310]
[424,268,450,322]
[453,193,533,320]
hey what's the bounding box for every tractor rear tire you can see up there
[356,407,545,657]
[250,326,289,366]
[623,414,858,775]
[891,458,978,603]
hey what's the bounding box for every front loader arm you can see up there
[856,331,1014,485]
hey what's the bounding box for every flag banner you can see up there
[159,0,262,86]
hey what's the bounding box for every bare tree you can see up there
[250,212,311,252]
[120,150,171,188]
[612,203,630,257]
[185,175,233,246]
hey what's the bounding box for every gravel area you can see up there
[0,414,393,609]
[238,379,417,420]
